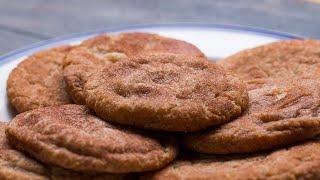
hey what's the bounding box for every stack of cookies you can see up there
[3,32,320,179]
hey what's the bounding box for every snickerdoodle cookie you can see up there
[0,122,132,179]
[7,46,73,112]
[219,40,320,81]
[84,53,248,132]
[183,78,320,154]
[6,104,178,173]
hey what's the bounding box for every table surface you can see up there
[0,0,319,55]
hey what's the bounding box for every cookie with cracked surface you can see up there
[183,78,320,154]
[5,104,178,173]
[0,122,131,180]
[63,32,206,104]
[84,53,248,132]
[7,46,73,113]
[219,40,320,81]
[143,140,320,180]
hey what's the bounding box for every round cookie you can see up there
[143,140,320,180]
[0,122,131,179]
[219,39,320,81]
[7,46,73,113]
[63,32,206,104]
[84,53,248,132]
[183,78,320,154]
[5,104,178,173]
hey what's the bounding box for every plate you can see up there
[0,24,300,122]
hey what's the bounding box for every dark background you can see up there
[0,0,319,55]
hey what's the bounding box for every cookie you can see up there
[63,32,206,104]
[5,104,178,173]
[143,140,320,180]
[83,53,248,132]
[219,40,320,81]
[183,78,320,154]
[7,46,73,113]
[0,122,131,180]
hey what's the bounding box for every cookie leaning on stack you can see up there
[5,33,320,179]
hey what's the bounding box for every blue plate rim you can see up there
[0,23,302,65]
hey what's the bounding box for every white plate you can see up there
[0,24,300,122]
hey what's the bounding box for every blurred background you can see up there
[0,0,319,55]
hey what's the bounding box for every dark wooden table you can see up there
[0,0,319,55]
